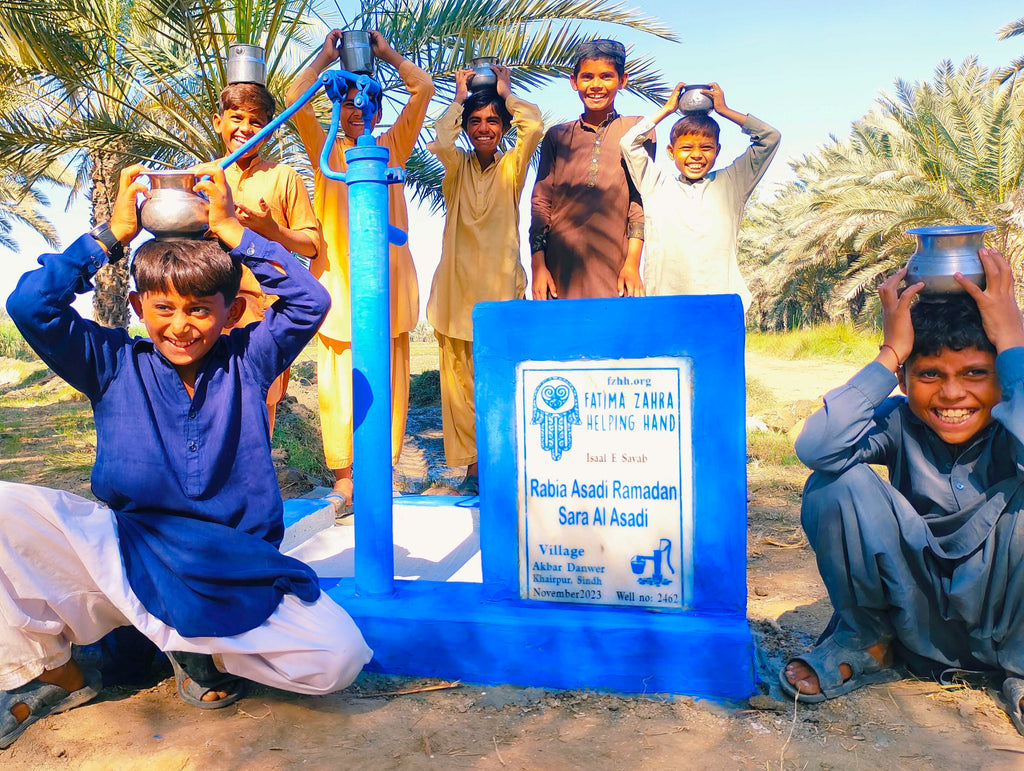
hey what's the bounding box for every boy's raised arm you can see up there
[704,83,781,197]
[378,31,435,165]
[428,69,472,171]
[285,31,339,169]
[6,165,146,401]
[795,268,919,471]
[620,84,681,198]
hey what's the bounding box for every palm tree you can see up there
[0,71,63,252]
[995,15,1024,83]
[0,0,676,326]
[742,58,1024,328]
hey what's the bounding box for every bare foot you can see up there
[9,660,85,724]
[328,468,354,513]
[784,642,891,696]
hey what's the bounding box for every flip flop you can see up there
[778,636,902,703]
[456,474,479,497]
[165,652,245,710]
[0,667,101,749]
[1001,676,1024,736]
[324,492,354,523]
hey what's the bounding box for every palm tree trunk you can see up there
[90,151,130,329]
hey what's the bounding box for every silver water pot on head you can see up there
[904,224,993,294]
[139,170,209,239]
[226,43,267,86]
[467,56,500,90]
[337,30,375,75]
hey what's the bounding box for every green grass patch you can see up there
[410,369,441,406]
[0,319,35,361]
[746,377,776,415]
[748,322,880,364]
[273,405,330,484]
[747,431,802,466]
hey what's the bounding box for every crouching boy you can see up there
[780,251,1024,736]
[0,164,371,749]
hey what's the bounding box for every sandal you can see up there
[324,492,354,523]
[778,636,901,703]
[1002,676,1024,736]
[456,474,479,497]
[0,668,101,749]
[165,652,245,710]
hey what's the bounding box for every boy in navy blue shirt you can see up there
[0,164,371,748]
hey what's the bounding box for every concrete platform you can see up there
[285,495,481,583]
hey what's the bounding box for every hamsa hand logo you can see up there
[532,377,580,461]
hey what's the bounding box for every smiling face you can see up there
[214,106,268,161]
[570,57,627,118]
[668,132,721,181]
[130,287,243,387]
[465,103,507,159]
[339,87,382,139]
[899,346,1001,448]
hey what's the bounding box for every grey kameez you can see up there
[795,349,1024,676]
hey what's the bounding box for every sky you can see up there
[3,0,1023,318]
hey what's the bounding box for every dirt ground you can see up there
[2,351,1024,770]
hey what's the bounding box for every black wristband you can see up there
[89,223,125,263]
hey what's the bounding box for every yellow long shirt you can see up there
[426,95,543,341]
[286,60,433,342]
[221,155,322,315]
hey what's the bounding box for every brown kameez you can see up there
[529,113,651,298]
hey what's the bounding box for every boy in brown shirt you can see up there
[529,39,651,299]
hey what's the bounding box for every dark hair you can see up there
[218,83,276,120]
[908,295,995,364]
[461,87,512,132]
[670,113,721,145]
[573,38,626,77]
[131,239,242,304]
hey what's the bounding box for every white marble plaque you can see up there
[517,359,693,609]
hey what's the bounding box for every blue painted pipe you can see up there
[346,134,397,596]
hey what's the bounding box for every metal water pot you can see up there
[905,224,993,294]
[139,170,208,239]
[338,30,374,75]
[676,84,713,115]
[468,56,500,90]
[226,43,267,86]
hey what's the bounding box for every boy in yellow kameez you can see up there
[216,82,322,436]
[287,30,433,510]
[427,66,543,493]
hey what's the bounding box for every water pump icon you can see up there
[630,539,675,587]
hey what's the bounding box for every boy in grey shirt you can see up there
[781,253,1024,736]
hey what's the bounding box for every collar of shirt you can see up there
[577,111,620,134]
[470,147,505,172]
[677,171,715,186]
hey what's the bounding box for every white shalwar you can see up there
[0,481,372,692]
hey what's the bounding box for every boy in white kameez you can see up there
[619,82,779,311]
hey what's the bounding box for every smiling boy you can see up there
[620,82,779,310]
[426,65,543,493]
[529,38,651,300]
[213,82,322,434]
[0,163,371,749]
[780,253,1024,735]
